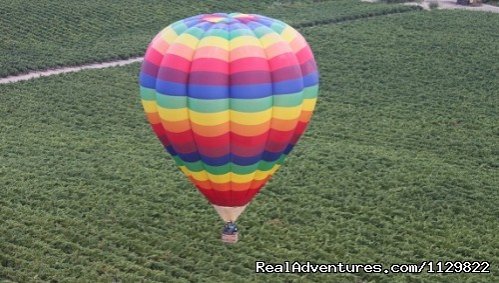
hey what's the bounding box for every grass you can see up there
[1,7,498,283]
[0,0,421,77]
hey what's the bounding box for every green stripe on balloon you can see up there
[154,90,310,113]
[174,156,286,175]
[185,27,206,38]
[204,28,229,39]
[303,85,319,99]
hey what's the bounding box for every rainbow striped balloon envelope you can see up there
[139,13,319,223]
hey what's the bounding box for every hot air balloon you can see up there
[139,13,318,243]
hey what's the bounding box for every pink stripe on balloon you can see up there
[230,57,270,73]
[191,58,229,74]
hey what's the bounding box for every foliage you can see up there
[483,0,499,6]
[429,1,440,9]
[1,8,498,283]
[0,0,419,77]
[379,0,417,3]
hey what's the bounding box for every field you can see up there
[1,1,498,282]
[0,0,419,77]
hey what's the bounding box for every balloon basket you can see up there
[221,221,239,244]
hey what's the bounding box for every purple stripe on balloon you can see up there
[141,60,160,77]
[157,67,189,84]
[189,72,229,85]
[152,67,315,86]
[271,65,303,82]
[300,59,318,76]
[230,71,272,85]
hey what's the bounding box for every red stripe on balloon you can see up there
[198,144,230,157]
[268,52,299,71]
[194,178,270,206]
[193,132,230,148]
[230,57,270,73]
[295,46,315,65]
[144,48,165,66]
[290,121,309,144]
[231,143,266,157]
[151,123,171,147]
[191,58,229,73]
[161,54,191,73]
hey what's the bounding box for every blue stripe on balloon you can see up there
[303,72,319,87]
[188,84,229,99]
[144,77,315,99]
[174,150,287,166]
[273,77,304,94]
[165,145,177,156]
[229,83,272,99]
[156,80,187,96]
[177,151,201,163]
[139,72,157,89]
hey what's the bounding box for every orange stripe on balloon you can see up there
[160,119,191,133]
[290,36,308,54]
[193,46,228,61]
[155,118,302,136]
[230,45,266,61]
[146,112,161,124]
[299,110,313,123]
[191,176,271,192]
[150,38,171,54]
[192,121,229,137]
[166,43,195,60]
[230,120,270,136]
[265,41,293,60]
[271,117,300,131]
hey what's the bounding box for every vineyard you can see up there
[0,0,420,77]
[1,1,498,282]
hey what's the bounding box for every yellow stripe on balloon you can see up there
[180,166,211,182]
[198,36,262,51]
[174,33,199,50]
[260,33,284,49]
[229,109,272,125]
[157,107,189,122]
[157,105,306,125]
[197,36,228,49]
[190,110,230,125]
[254,165,280,180]
[280,26,297,43]
[160,27,179,44]
[272,105,302,120]
[230,36,262,50]
[302,98,317,111]
[141,100,158,114]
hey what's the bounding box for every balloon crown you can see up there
[201,13,255,24]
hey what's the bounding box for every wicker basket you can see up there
[221,233,239,244]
